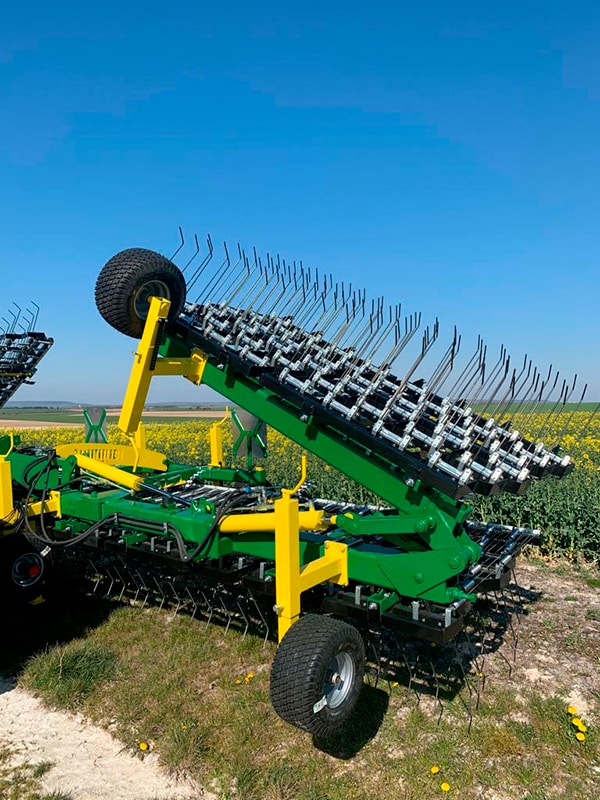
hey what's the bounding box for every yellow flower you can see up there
[244,671,255,683]
[234,677,243,685]
[139,741,149,751]
[567,705,578,715]
[571,717,583,728]
[391,681,399,688]
[577,722,588,733]
[430,765,440,774]
[441,782,451,792]
[575,732,586,742]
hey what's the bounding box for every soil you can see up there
[0,559,597,799]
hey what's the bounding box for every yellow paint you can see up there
[118,296,208,437]
[27,490,61,518]
[209,407,230,467]
[0,458,14,521]
[273,476,349,642]
[56,441,167,472]
[74,454,143,491]
[219,507,330,534]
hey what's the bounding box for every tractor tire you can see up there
[0,532,49,604]
[269,614,365,737]
[95,248,186,338]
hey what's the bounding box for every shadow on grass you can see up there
[0,582,120,678]
[312,684,389,758]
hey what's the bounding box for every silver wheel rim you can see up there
[133,279,171,319]
[323,651,354,709]
[12,553,44,588]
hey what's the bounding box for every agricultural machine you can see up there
[0,304,53,601]
[0,240,585,735]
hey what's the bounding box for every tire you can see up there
[270,614,366,736]
[0,532,49,603]
[95,248,186,338]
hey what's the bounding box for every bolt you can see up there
[368,602,378,611]
[405,478,415,488]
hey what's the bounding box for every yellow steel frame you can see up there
[94,295,349,642]
[209,408,230,467]
[272,457,349,641]
[118,296,207,438]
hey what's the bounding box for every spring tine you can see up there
[212,244,246,305]
[30,301,40,331]
[187,235,214,295]
[552,378,587,445]
[170,225,186,262]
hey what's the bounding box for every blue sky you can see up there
[1,1,599,405]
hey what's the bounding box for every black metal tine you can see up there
[427,327,461,396]
[211,243,245,305]
[170,225,186,262]
[445,337,486,400]
[552,378,588,445]
[527,368,561,441]
[196,241,232,305]
[577,401,600,441]
[517,364,556,435]
[532,376,569,444]
[187,235,215,295]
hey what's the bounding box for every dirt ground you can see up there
[0,559,597,799]
[0,678,206,800]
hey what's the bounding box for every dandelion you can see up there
[441,782,451,792]
[575,732,586,742]
[244,671,255,683]
[571,717,583,728]
[234,677,243,685]
[567,705,578,715]
[391,681,399,688]
[139,741,149,751]
[430,765,440,774]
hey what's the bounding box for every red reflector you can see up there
[28,565,42,578]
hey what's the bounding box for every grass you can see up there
[3,560,596,800]
[0,744,72,800]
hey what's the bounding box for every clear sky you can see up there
[2,1,599,405]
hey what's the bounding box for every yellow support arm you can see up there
[273,457,349,642]
[118,296,207,437]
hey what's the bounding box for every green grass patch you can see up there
[12,599,599,800]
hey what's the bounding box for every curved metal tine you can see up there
[526,368,561,440]
[224,247,253,307]
[397,319,440,390]
[180,232,200,278]
[444,337,486,401]
[22,306,35,333]
[280,262,310,320]
[211,243,245,305]
[577,400,600,441]
[380,311,423,372]
[294,267,323,330]
[336,295,381,367]
[170,226,186,261]
[7,306,19,333]
[469,348,511,423]
[481,353,529,428]
[495,364,548,465]
[317,282,352,343]
[187,235,215,296]
[533,377,569,444]
[552,377,587,444]
[425,327,461,397]
[329,286,364,349]
[276,260,305,318]
[255,255,287,315]
[235,598,250,641]
[361,298,398,365]
[30,301,40,331]
[232,249,268,311]
[427,657,444,725]
[517,364,555,434]
[196,240,231,304]
[375,320,441,424]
